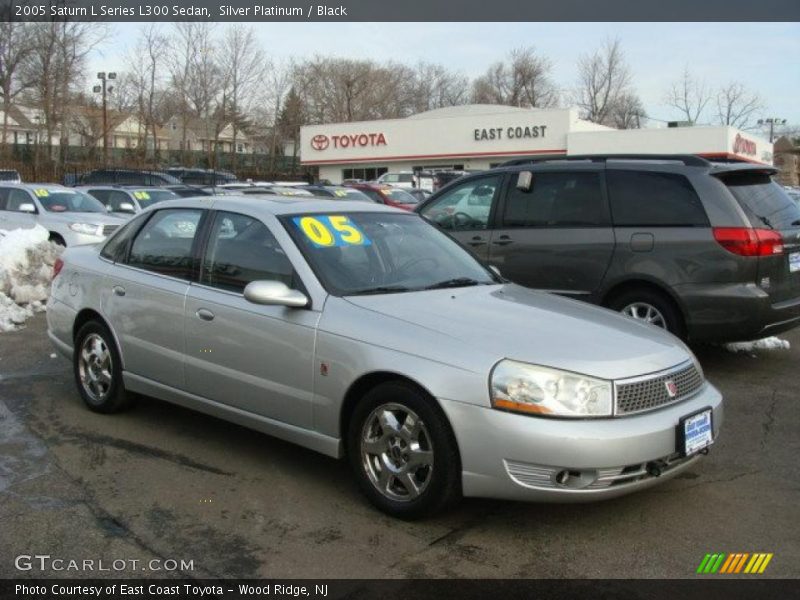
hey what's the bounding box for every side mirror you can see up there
[118,202,136,213]
[516,171,533,192]
[243,280,308,308]
[19,203,36,214]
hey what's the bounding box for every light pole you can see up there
[32,114,41,181]
[758,118,787,144]
[93,71,116,164]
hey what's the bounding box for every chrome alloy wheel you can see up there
[360,403,434,502]
[621,302,667,329]
[78,333,113,403]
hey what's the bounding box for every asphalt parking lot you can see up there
[0,314,798,579]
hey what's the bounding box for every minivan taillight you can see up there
[713,227,784,257]
[52,258,64,280]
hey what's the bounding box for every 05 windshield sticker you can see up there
[292,215,371,248]
[33,188,49,197]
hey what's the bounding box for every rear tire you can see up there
[73,321,133,413]
[607,288,685,339]
[347,381,461,519]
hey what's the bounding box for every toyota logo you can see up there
[311,135,329,151]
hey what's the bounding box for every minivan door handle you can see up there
[467,236,487,247]
[493,235,514,246]
[112,285,126,297]
[196,308,215,322]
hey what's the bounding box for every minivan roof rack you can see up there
[498,154,712,168]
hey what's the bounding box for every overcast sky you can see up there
[92,22,800,132]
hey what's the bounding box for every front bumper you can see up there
[438,382,722,502]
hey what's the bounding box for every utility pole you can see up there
[758,117,787,144]
[94,72,116,165]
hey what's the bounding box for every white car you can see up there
[376,172,417,189]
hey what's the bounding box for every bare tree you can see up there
[219,25,267,170]
[574,38,632,125]
[472,47,558,108]
[610,92,646,129]
[256,57,293,173]
[664,66,711,125]
[411,63,469,112]
[0,22,34,155]
[714,82,764,129]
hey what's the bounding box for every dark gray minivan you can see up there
[416,155,800,342]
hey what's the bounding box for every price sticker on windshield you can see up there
[333,190,348,198]
[33,188,49,198]
[293,215,371,248]
[134,191,151,200]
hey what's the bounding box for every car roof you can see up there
[75,185,169,191]
[152,194,401,216]
[2,183,67,191]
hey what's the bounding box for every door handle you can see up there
[196,308,215,321]
[467,236,486,247]
[112,285,126,297]
[492,235,513,246]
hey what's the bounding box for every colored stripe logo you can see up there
[696,553,773,574]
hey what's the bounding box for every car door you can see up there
[2,188,39,230]
[418,173,504,261]
[488,168,614,297]
[103,207,206,389]
[183,210,319,428]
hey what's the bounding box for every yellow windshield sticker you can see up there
[333,190,348,198]
[133,191,151,200]
[33,188,49,198]
[292,215,371,248]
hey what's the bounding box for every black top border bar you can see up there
[2,0,800,22]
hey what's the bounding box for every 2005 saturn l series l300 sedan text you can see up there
[46,195,722,518]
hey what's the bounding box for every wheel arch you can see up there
[73,308,125,369]
[601,278,688,332]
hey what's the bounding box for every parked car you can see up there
[432,170,470,191]
[47,196,721,518]
[407,188,432,203]
[77,186,179,215]
[78,169,182,187]
[376,171,417,189]
[164,167,237,186]
[0,183,126,245]
[346,182,420,211]
[163,184,214,198]
[786,187,800,207]
[300,185,375,202]
[0,169,21,183]
[417,154,800,342]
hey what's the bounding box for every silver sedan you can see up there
[47,196,722,518]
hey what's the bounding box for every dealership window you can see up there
[419,175,502,231]
[342,167,388,181]
[503,172,607,228]
[607,170,708,227]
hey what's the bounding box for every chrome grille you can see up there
[615,362,704,415]
[101,224,120,237]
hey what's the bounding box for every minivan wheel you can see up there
[74,321,133,413]
[607,288,685,338]
[347,381,461,519]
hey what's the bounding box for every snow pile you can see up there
[0,225,63,332]
[724,337,791,354]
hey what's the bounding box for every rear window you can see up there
[721,173,800,230]
[608,170,708,227]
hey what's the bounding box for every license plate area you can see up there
[677,407,714,457]
[789,252,800,273]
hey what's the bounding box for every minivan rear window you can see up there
[720,172,800,230]
[608,171,708,227]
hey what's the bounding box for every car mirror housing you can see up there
[244,280,308,308]
[19,203,36,213]
[516,171,533,192]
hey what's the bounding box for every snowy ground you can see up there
[724,336,791,354]
[0,226,63,333]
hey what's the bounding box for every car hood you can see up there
[41,211,127,225]
[342,284,692,381]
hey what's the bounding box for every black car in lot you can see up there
[416,154,800,342]
[77,169,182,186]
[165,167,237,186]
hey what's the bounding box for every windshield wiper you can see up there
[424,277,484,290]
[348,285,412,296]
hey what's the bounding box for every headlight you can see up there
[490,359,613,417]
[68,223,103,236]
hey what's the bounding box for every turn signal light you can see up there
[713,228,784,257]
[52,258,64,280]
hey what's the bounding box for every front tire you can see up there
[347,381,461,519]
[74,321,133,413]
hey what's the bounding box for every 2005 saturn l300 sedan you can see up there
[46,196,722,518]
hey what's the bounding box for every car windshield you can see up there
[37,190,106,213]
[722,173,800,229]
[384,188,419,204]
[284,212,498,296]
[132,190,178,208]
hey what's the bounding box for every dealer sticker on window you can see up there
[680,409,713,456]
[789,252,800,273]
[293,215,372,248]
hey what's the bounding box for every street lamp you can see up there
[94,71,116,164]
[758,118,787,144]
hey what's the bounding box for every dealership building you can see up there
[300,105,773,184]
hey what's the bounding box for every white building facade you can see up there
[300,105,773,184]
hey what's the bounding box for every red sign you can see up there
[311,135,330,151]
[733,133,756,156]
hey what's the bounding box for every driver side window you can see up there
[420,175,501,231]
